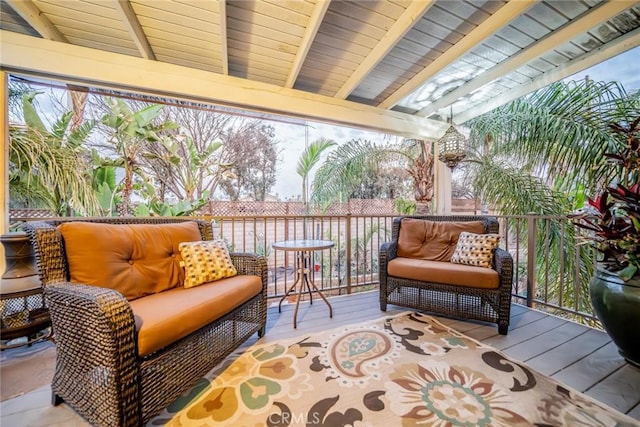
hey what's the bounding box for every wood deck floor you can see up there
[2,290,639,425]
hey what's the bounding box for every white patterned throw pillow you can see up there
[450,232,500,268]
[179,240,237,288]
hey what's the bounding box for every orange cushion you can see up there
[397,219,485,261]
[129,275,263,357]
[58,221,202,300]
[387,257,499,289]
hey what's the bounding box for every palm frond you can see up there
[311,139,408,205]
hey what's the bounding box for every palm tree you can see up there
[463,79,640,316]
[9,92,100,216]
[297,138,337,213]
[312,138,435,213]
[465,80,640,208]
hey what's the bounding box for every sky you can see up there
[270,46,640,200]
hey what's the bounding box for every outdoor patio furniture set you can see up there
[18,215,509,426]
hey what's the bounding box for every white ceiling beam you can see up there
[456,27,640,123]
[5,0,67,42]
[113,0,155,60]
[334,1,435,99]
[0,31,449,140]
[285,0,330,88]
[417,0,635,117]
[218,0,229,75]
[378,0,536,110]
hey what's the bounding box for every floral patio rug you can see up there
[148,312,639,426]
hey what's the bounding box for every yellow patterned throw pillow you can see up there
[179,240,238,288]
[450,232,500,268]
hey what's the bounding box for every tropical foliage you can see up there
[9,92,100,215]
[464,80,640,314]
[573,116,640,281]
[311,138,433,213]
[99,98,179,216]
[297,138,337,212]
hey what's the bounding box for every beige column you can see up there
[0,71,8,272]
[434,141,452,215]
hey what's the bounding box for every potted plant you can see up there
[574,116,640,366]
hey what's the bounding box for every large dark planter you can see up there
[589,267,640,367]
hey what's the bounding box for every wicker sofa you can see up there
[24,217,267,427]
[379,215,513,335]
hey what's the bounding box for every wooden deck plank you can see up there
[506,308,548,329]
[585,365,640,414]
[483,315,566,351]
[505,321,590,362]
[628,403,640,419]
[552,341,627,392]
[526,328,612,375]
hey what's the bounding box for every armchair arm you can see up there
[45,282,139,419]
[493,248,514,290]
[230,252,267,278]
[379,241,398,264]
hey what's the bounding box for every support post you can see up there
[345,213,352,294]
[0,71,9,274]
[526,214,536,307]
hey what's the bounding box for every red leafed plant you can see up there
[575,116,640,281]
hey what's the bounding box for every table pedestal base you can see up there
[278,250,332,328]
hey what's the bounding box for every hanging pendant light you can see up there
[437,106,467,170]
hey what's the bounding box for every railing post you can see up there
[527,213,536,307]
[346,213,352,294]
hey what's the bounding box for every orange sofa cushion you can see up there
[129,275,263,357]
[397,219,485,262]
[58,221,202,301]
[387,257,499,289]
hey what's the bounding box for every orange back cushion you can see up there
[397,219,485,262]
[58,221,202,300]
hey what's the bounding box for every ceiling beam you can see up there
[417,1,636,117]
[456,27,640,123]
[218,0,229,75]
[285,0,330,88]
[378,0,536,110]
[334,0,435,99]
[5,0,67,42]
[0,31,449,140]
[113,0,155,60]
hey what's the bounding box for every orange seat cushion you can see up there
[58,221,202,300]
[129,275,263,357]
[387,257,499,289]
[397,219,486,262]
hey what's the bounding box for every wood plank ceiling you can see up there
[1,0,639,137]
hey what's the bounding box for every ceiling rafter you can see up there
[378,0,536,110]
[417,1,636,118]
[219,0,229,75]
[456,26,640,123]
[0,30,449,139]
[285,0,331,89]
[334,0,435,99]
[5,0,67,42]
[113,0,155,60]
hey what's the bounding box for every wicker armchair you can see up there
[379,215,513,335]
[24,217,268,427]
